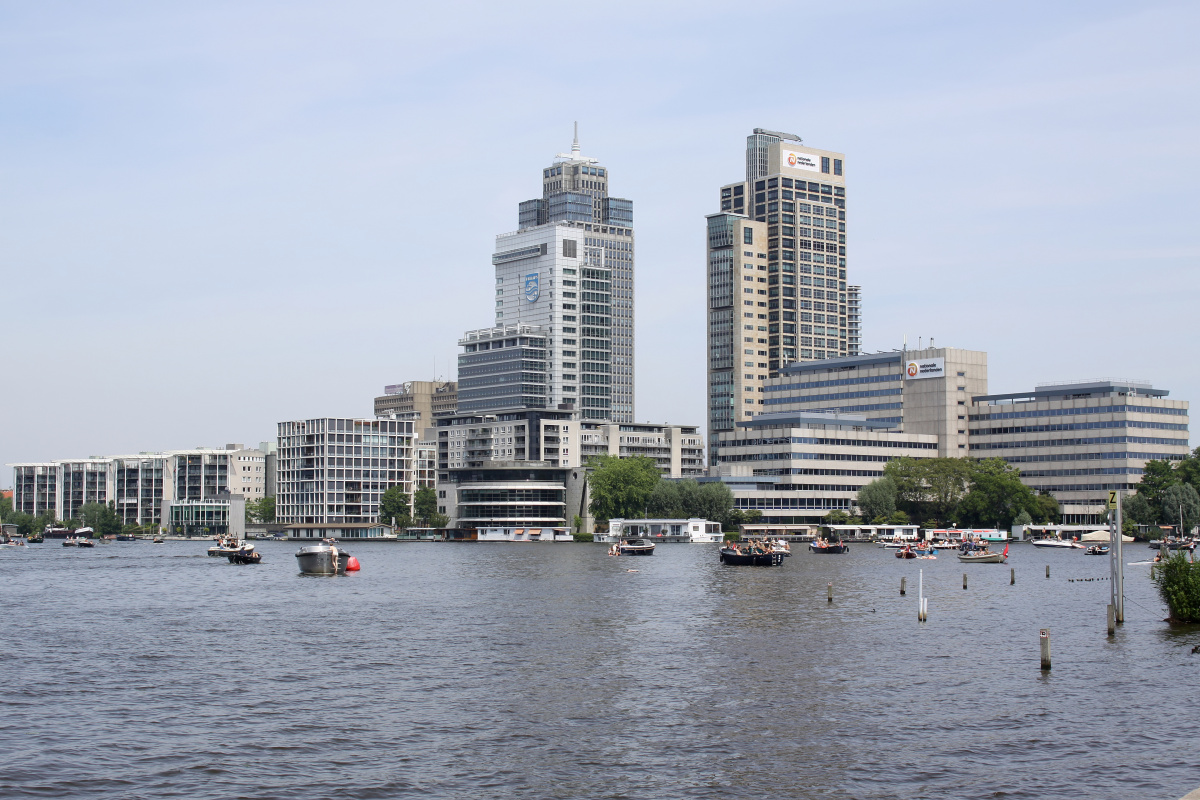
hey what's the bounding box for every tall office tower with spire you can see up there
[705,129,850,463]
[487,126,635,422]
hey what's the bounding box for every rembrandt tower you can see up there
[484,127,635,423]
[706,129,852,461]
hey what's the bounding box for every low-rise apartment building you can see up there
[579,422,705,477]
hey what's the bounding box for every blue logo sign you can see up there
[524,273,540,303]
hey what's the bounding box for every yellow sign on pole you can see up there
[1107,491,1118,509]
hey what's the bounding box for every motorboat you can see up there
[208,537,251,557]
[719,545,785,566]
[959,544,1008,564]
[896,547,917,559]
[62,537,79,547]
[77,538,95,548]
[1031,538,1083,549]
[618,539,656,556]
[1085,545,1110,556]
[0,532,25,548]
[809,539,849,554]
[295,541,355,575]
[227,546,262,565]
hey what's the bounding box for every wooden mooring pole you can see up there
[827,582,833,603]
[1011,567,1015,585]
[963,573,968,590]
[900,576,907,596]
[1040,629,1051,670]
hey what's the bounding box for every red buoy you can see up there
[345,556,361,572]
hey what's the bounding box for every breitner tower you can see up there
[706,128,851,462]
[489,125,635,423]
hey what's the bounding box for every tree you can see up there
[413,487,438,525]
[79,502,122,538]
[884,457,971,526]
[1153,553,1200,623]
[887,510,910,525]
[245,496,276,523]
[695,481,735,524]
[1014,508,1033,526]
[1032,492,1060,524]
[857,477,896,521]
[955,458,1038,529]
[646,480,684,518]
[822,509,850,525]
[1139,460,1179,508]
[0,494,13,522]
[380,487,411,527]
[587,455,661,523]
[1123,492,1155,526]
[1175,447,1200,494]
[1161,483,1200,534]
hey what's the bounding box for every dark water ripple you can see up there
[1,541,1198,799]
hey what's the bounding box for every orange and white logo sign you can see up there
[782,149,819,172]
[907,361,919,377]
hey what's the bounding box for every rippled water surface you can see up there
[1,540,1198,799]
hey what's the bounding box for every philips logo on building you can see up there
[524,273,540,303]
[905,357,945,380]
[783,149,819,172]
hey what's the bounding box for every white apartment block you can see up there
[275,417,415,525]
[579,422,705,478]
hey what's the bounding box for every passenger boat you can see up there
[809,538,849,554]
[0,532,25,548]
[295,540,357,575]
[958,544,1008,564]
[77,538,95,548]
[618,539,655,556]
[896,546,917,559]
[26,533,44,543]
[1085,545,1110,556]
[719,545,785,566]
[62,537,79,547]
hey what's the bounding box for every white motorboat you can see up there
[208,537,253,557]
[1030,538,1083,549]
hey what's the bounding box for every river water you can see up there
[0,540,1197,799]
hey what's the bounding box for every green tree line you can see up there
[856,457,1059,529]
[1122,448,1200,535]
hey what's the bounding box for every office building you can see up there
[847,285,862,356]
[436,461,590,531]
[969,380,1190,523]
[275,417,415,530]
[373,380,457,431]
[437,409,579,475]
[752,346,988,459]
[707,128,849,461]
[457,325,551,415]
[711,411,938,524]
[493,128,634,422]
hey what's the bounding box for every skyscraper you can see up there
[491,126,635,422]
[706,129,849,462]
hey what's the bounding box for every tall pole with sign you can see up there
[1108,490,1124,624]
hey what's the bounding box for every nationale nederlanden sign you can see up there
[905,357,945,380]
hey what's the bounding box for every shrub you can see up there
[572,532,594,543]
[1153,553,1200,623]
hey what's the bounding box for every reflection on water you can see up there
[0,541,1196,799]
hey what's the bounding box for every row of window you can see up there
[971,420,1188,435]
[969,404,1188,421]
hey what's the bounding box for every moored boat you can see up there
[1031,537,1083,549]
[1085,545,1109,556]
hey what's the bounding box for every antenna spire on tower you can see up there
[572,121,579,157]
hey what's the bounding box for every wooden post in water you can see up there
[1046,564,1050,579]
[900,576,907,595]
[827,582,833,603]
[1107,604,1115,636]
[1040,628,1051,670]
[963,573,968,590]
[1011,567,1015,585]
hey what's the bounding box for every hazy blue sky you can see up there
[3,1,1197,484]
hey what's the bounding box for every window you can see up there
[743,228,753,245]
[833,159,843,176]
[821,157,830,174]
[563,239,577,258]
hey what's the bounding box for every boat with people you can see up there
[1085,545,1110,556]
[959,543,1008,564]
[615,539,656,556]
[208,536,252,558]
[1031,537,1083,549]
[809,538,849,554]
[1149,539,1196,552]
[227,545,262,565]
[77,538,95,548]
[719,541,785,566]
[0,532,25,548]
[295,540,359,575]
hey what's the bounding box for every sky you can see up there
[2,0,1198,485]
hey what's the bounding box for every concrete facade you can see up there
[708,129,850,463]
[579,422,705,478]
[969,380,1190,523]
[374,380,458,432]
[711,411,938,524]
[437,461,591,531]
